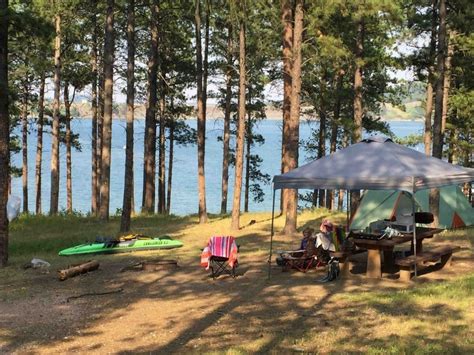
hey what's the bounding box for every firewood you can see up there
[58,260,100,281]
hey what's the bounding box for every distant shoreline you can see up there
[69,102,424,122]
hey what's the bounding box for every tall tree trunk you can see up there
[142,0,159,214]
[220,23,232,214]
[441,31,453,135]
[99,0,115,220]
[195,0,208,223]
[21,84,28,213]
[327,69,344,211]
[317,79,327,209]
[0,0,9,266]
[50,14,61,215]
[120,0,135,232]
[156,9,165,215]
[424,0,437,156]
[166,112,174,215]
[35,71,45,214]
[157,81,166,214]
[280,0,293,215]
[244,109,251,213]
[230,8,246,231]
[432,0,446,159]
[97,64,104,211]
[91,0,99,216]
[351,18,364,218]
[64,82,73,213]
[430,0,447,227]
[282,0,303,235]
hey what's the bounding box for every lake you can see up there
[11,119,424,215]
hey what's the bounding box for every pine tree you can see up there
[120,0,135,232]
[99,0,115,220]
[282,0,303,235]
[230,0,247,230]
[0,0,9,266]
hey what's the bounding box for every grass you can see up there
[1,211,473,353]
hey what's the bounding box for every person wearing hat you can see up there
[316,219,336,252]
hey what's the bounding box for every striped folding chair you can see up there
[201,236,239,279]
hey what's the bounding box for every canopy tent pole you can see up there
[268,187,276,279]
[412,177,417,278]
[346,190,350,231]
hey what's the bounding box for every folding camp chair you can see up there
[277,236,328,272]
[201,236,239,279]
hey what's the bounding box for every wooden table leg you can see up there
[383,249,395,273]
[416,239,423,253]
[367,248,382,278]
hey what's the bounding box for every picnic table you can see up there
[350,227,443,278]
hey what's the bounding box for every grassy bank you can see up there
[0,212,473,353]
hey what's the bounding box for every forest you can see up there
[0,0,473,266]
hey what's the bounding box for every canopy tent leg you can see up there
[346,190,350,232]
[412,177,417,278]
[268,187,276,279]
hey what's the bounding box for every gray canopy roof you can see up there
[273,136,474,193]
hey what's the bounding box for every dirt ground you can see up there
[1,230,473,354]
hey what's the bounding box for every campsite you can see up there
[1,0,474,353]
[1,211,473,353]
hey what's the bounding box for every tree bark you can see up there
[195,0,208,223]
[282,0,303,235]
[244,108,251,213]
[432,0,446,159]
[166,113,174,214]
[157,80,166,214]
[230,8,246,231]
[430,0,447,227]
[280,0,293,215]
[97,64,104,211]
[64,82,73,213]
[91,0,99,216]
[99,0,115,220]
[317,78,327,209]
[21,84,28,213]
[142,0,159,214]
[441,31,453,135]
[351,18,364,218]
[220,23,232,215]
[50,14,61,215]
[424,0,437,156]
[120,0,135,232]
[35,71,45,214]
[0,0,9,266]
[327,69,344,211]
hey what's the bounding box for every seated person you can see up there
[315,220,336,263]
[276,228,316,265]
[316,220,336,251]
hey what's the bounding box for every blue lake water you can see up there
[11,119,424,215]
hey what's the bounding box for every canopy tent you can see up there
[269,136,474,278]
[273,136,474,193]
[350,186,474,231]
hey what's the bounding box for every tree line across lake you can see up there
[0,0,473,266]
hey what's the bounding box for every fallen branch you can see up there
[66,288,124,302]
[121,259,178,272]
[58,260,100,281]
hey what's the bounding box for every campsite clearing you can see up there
[1,212,473,353]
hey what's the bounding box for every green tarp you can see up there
[350,185,474,230]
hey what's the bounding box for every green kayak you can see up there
[59,236,183,256]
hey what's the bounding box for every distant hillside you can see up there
[381,101,424,121]
[66,101,425,121]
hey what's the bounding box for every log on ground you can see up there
[58,260,100,281]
